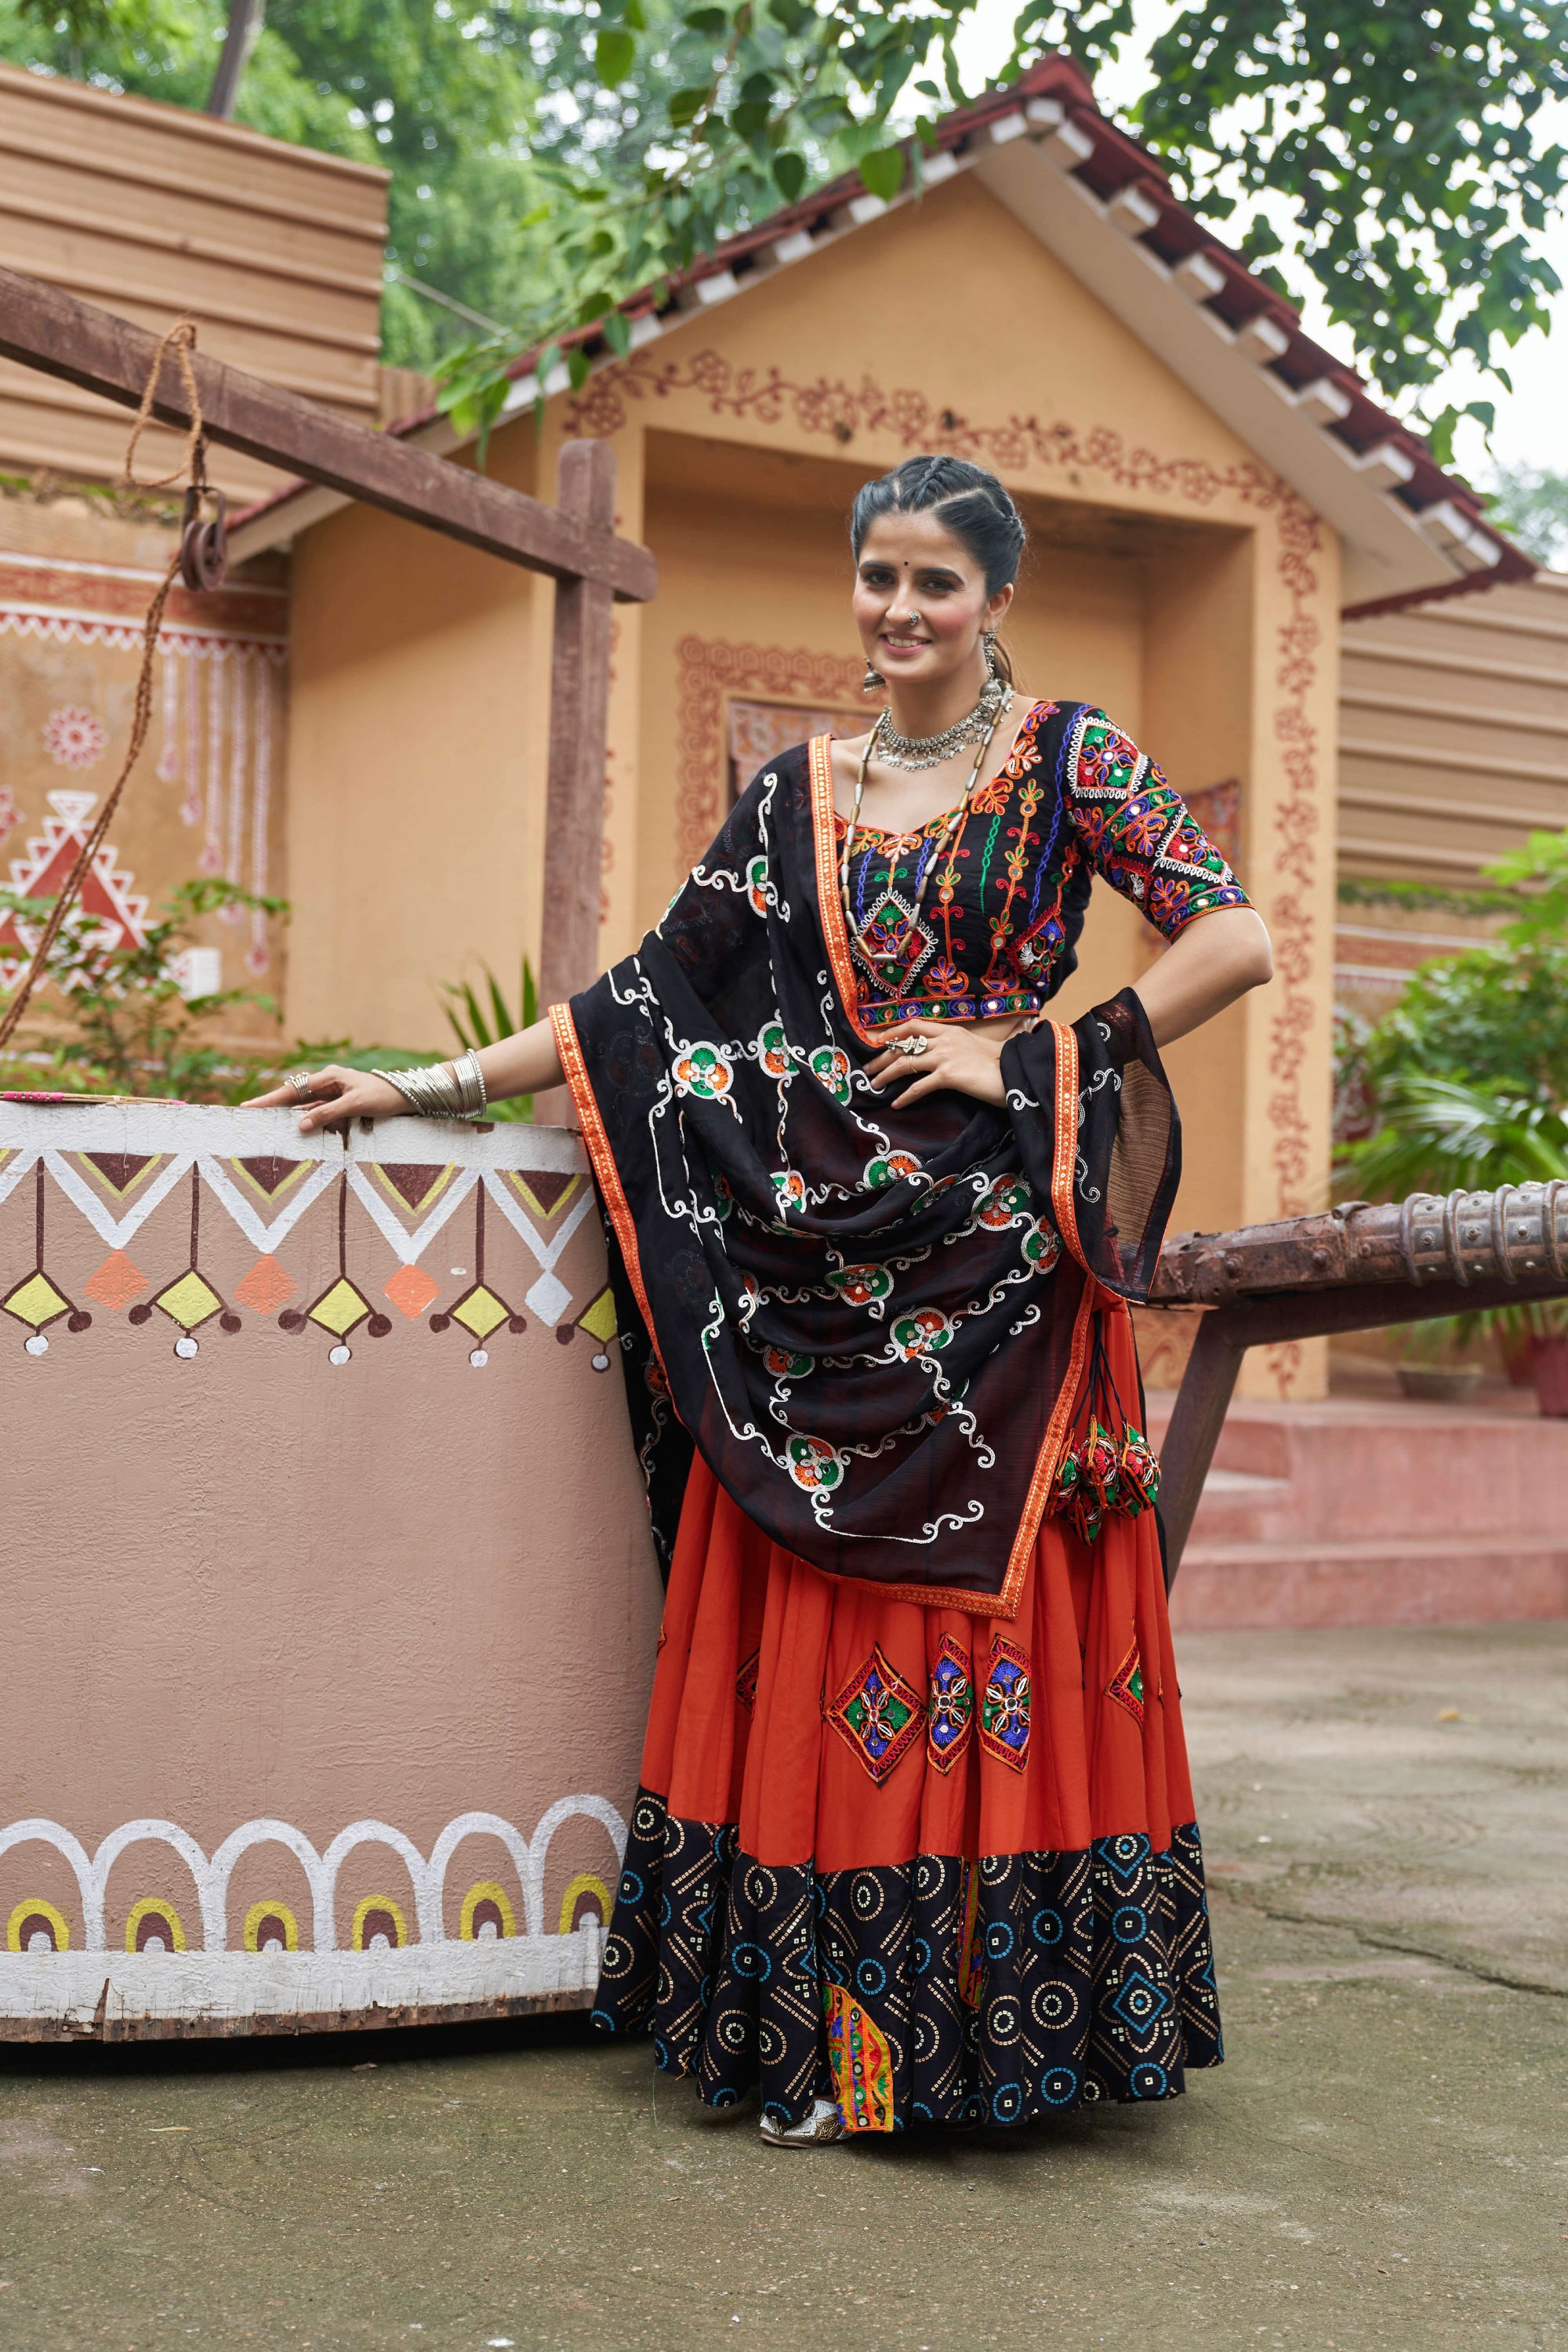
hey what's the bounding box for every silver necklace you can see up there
[839,700,1007,993]
[873,676,1012,771]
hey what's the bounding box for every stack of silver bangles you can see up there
[372,1049,488,1120]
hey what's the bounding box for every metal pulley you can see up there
[179,483,227,591]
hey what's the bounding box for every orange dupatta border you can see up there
[957,1016,1099,1622]
[808,733,881,1050]
[550,1000,666,1380]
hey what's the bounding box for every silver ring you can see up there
[289,1070,315,1099]
[901,1035,928,1060]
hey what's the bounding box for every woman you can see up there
[254,455,1272,2146]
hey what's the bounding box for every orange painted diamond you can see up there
[383,1263,440,1319]
[235,1255,296,1314]
[84,1250,149,1312]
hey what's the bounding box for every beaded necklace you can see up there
[839,699,1008,993]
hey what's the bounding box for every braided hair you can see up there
[850,455,1026,593]
[849,455,1027,682]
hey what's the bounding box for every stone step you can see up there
[1188,1465,1294,1545]
[1148,1388,1568,1545]
[1168,1533,1568,1632]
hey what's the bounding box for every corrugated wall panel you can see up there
[0,64,388,498]
[1335,570,1568,1020]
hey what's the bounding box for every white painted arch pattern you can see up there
[0,1798,627,1954]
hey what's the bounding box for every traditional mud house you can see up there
[222,56,1526,1388]
[2,56,1543,1400]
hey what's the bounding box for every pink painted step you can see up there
[1145,1385,1568,1629]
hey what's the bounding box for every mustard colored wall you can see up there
[285,434,551,1052]
[1134,527,1256,1243]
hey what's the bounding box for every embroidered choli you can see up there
[833,699,1250,1030]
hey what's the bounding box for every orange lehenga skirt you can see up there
[592,1312,1222,2135]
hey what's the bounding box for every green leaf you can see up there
[772,151,806,202]
[682,7,728,31]
[488,967,516,1042]
[858,145,906,202]
[601,309,632,358]
[595,28,635,88]
[566,346,593,390]
[667,85,713,128]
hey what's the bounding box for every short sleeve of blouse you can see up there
[1065,707,1250,940]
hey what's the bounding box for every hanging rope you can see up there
[122,318,205,492]
[0,320,211,1058]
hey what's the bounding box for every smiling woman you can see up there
[248,452,1271,2147]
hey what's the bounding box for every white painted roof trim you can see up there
[230,101,1489,604]
[971,132,1470,606]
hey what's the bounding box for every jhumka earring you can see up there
[862,659,886,692]
[982,630,1000,678]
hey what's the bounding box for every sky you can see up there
[949,0,1568,481]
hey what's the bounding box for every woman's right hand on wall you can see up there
[244,1064,408,1134]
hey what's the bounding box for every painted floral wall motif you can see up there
[42,706,107,771]
[0,539,288,990]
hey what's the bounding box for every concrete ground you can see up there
[2,1624,1564,2352]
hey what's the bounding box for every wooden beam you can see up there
[1151,1181,1568,1589]
[1153,1182,1568,1305]
[534,439,617,1120]
[0,265,657,603]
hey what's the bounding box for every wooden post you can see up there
[535,437,617,1123]
[1156,1313,1246,1579]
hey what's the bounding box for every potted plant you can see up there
[1336,831,1568,1417]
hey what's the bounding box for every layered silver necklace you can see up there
[872,673,1013,771]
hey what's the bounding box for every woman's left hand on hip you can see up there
[865,1018,1009,1109]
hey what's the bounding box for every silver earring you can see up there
[862,659,885,692]
[982,630,999,678]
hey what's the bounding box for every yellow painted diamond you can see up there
[155,1269,223,1331]
[451,1285,509,1342]
[3,1270,70,1330]
[308,1277,371,1338]
[579,1287,618,1345]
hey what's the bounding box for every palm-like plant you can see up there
[1341,1072,1568,1201]
[1341,1073,1568,1351]
[441,959,537,1122]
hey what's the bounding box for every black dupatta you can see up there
[553,708,1181,1613]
